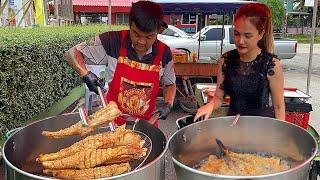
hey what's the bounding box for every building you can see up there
[155,0,254,34]
[72,0,137,24]
[164,14,210,33]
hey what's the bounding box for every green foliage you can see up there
[0,25,127,136]
[259,0,286,30]
[286,34,320,44]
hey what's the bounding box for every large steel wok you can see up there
[169,116,318,180]
[2,113,167,180]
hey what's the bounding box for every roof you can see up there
[154,0,251,3]
[72,0,138,7]
[153,0,257,14]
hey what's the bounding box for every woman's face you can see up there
[233,17,264,55]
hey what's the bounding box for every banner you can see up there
[304,0,314,7]
[34,0,45,26]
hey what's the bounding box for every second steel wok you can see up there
[169,116,318,180]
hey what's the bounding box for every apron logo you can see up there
[118,78,153,116]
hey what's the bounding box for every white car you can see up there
[158,25,190,41]
[159,25,297,60]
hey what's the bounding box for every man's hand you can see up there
[153,102,173,120]
[82,71,104,94]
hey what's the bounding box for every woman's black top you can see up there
[221,49,277,118]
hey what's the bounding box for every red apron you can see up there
[106,30,166,127]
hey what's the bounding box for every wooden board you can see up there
[174,63,218,77]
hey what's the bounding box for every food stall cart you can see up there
[173,59,219,113]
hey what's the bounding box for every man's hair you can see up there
[129,1,164,33]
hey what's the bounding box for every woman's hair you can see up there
[129,1,164,33]
[234,3,274,53]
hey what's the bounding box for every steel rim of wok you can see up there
[2,113,166,180]
[169,117,318,179]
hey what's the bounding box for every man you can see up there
[65,1,176,127]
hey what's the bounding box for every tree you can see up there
[294,0,320,28]
[258,0,286,30]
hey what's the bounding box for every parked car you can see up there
[158,25,190,40]
[159,25,297,60]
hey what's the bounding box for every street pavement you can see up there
[281,44,320,133]
[159,43,320,180]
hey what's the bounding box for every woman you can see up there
[194,3,285,121]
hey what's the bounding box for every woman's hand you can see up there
[203,88,216,102]
[194,102,215,122]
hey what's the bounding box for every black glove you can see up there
[153,102,173,120]
[82,71,104,95]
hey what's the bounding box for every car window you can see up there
[204,28,225,41]
[161,29,178,37]
[229,27,234,44]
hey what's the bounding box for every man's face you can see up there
[233,17,264,55]
[130,22,158,55]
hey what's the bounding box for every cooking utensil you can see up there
[169,116,318,180]
[215,138,229,159]
[129,130,152,171]
[215,138,234,168]
[120,114,154,171]
[96,86,155,171]
[121,113,156,171]
[2,113,167,180]
[97,86,115,131]
[230,114,240,127]
[78,107,89,127]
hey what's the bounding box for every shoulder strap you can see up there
[120,30,129,57]
[153,41,166,66]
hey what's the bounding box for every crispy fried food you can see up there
[42,102,121,138]
[199,151,290,176]
[41,146,147,169]
[38,126,144,162]
[43,163,131,180]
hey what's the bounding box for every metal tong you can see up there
[97,87,116,131]
[79,87,116,131]
[79,107,90,126]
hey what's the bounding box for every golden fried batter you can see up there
[43,163,131,180]
[38,126,144,162]
[41,146,147,169]
[42,101,121,138]
[199,151,289,176]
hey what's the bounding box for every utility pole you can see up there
[43,0,48,25]
[306,0,319,95]
[108,0,111,31]
[54,0,59,25]
[282,0,288,37]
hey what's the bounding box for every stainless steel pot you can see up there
[169,116,318,180]
[2,113,167,180]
